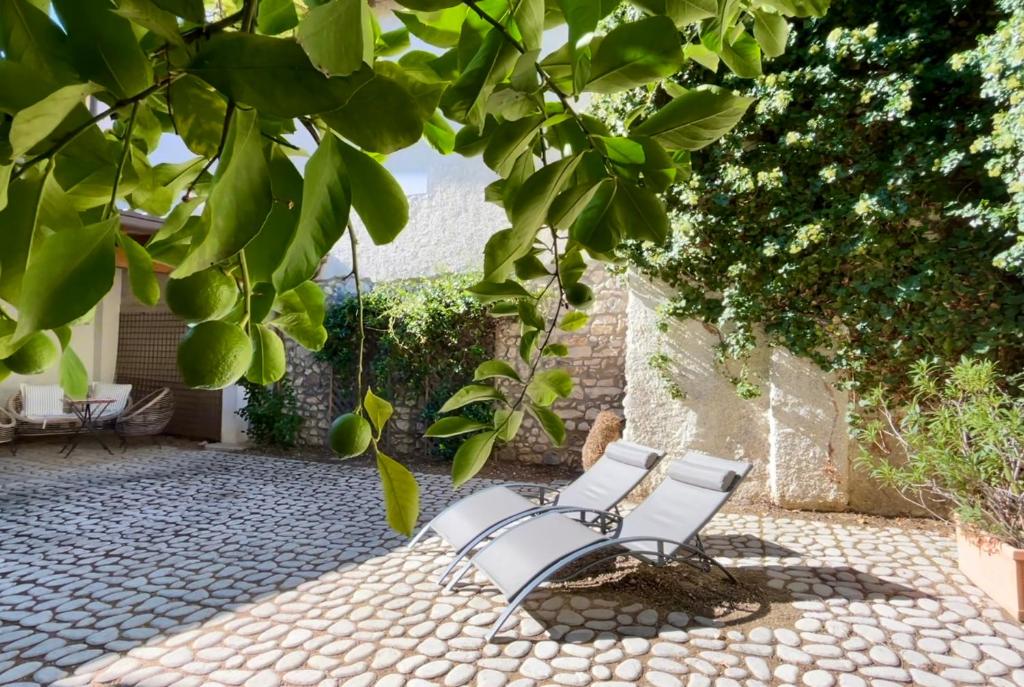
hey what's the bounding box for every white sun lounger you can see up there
[445,450,752,641]
[408,440,665,583]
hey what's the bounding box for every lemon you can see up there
[3,332,59,375]
[166,269,238,323]
[177,321,252,390]
[328,412,372,458]
[565,283,594,308]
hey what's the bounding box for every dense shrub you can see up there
[595,0,1024,396]
[857,359,1024,546]
[319,273,495,459]
[237,378,305,449]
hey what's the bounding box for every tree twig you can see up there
[103,101,140,219]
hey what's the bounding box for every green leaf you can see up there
[425,416,490,437]
[52,0,152,99]
[519,327,539,362]
[376,451,420,536]
[595,136,646,166]
[249,282,277,324]
[0,0,77,85]
[246,324,286,384]
[586,16,684,93]
[270,281,328,350]
[274,134,350,293]
[543,343,569,356]
[517,300,546,330]
[483,115,544,176]
[119,234,160,306]
[467,279,532,303]
[556,0,605,93]
[257,0,299,34]
[719,30,761,77]
[568,179,619,252]
[174,109,273,277]
[528,402,566,446]
[758,0,829,17]
[150,0,203,22]
[512,0,544,50]
[615,181,670,243]
[335,139,408,245]
[631,85,754,150]
[0,164,10,212]
[298,0,374,76]
[474,359,522,382]
[548,180,604,230]
[632,0,716,25]
[319,70,429,154]
[424,111,456,153]
[526,368,574,406]
[440,29,518,128]
[9,83,99,157]
[483,227,536,283]
[188,33,361,118]
[515,254,549,280]
[59,344,89,400]
[169,76,229,158]
[0,171,48,306]
[494,407,524,442]
[451,430,497,487]
[364,387,394,435]
[752,9,789,58]
[439,383,505,413]
[393,0,461,8]
[13,217,116,340]
[685,42,720,72]
[112,0,185,46]
[395,7,466,48]
[508,154,584,236]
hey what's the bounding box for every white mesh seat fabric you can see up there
[466,451,752,601]
[420,440,664,552]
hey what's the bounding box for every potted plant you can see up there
[858,358,1024,620]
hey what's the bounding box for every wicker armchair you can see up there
[7,391,82,437]
[116,388,173,438]
[0,406,15,452]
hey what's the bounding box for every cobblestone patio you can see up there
[1,445,1022,687]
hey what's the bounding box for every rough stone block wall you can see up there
[494,263,628,467]
[284,339,335,448]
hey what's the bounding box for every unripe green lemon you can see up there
[4,332,59,375]
[565,283,594,308]
[177,321,252,390]
[166,269,238,323]
[328,412,372,459]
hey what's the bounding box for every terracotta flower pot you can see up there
[956,524,1024,621]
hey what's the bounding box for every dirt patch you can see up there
[548,556,800,632]
[722,497,951,537]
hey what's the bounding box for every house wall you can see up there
[0,271,122,406]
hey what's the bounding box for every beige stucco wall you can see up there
[0,271,122,406]
[623,272,913,514]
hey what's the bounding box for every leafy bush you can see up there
[857,359,1024,547]
[595,0,1024,396]
[237,378,304,449]
[319,274,495,459]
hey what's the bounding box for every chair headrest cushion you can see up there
[604,440,664,469]
[668,456,742,492]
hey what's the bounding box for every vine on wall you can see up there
[594,0,1024,398]
[318,273,495,459]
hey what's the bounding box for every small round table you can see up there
[61,398,115,458]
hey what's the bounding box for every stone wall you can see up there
[284,339,335,448]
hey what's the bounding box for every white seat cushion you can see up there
[21,384,66,418]
[90,383,132,418]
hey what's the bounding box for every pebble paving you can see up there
[1,444,1022,687]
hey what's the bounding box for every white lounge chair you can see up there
[409,440,665,583]
[445,450,752,641]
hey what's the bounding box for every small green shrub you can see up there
[856,359,1024,547]
[319,273,495,460]
[238,378,305,449]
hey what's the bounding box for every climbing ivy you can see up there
[595,0,1024,396]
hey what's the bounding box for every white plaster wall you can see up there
[622,274,771,504]
[326,145,506,283]
[1,271,122,405]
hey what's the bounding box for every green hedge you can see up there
[318,273,495,459]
